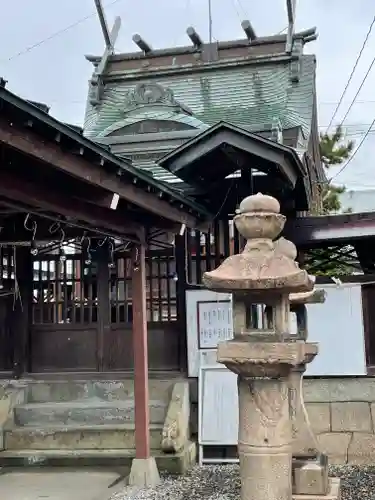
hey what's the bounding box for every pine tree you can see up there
[319,125,355,214]
[305,126,356,276]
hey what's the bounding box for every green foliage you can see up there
[319,125,355,167]
[305,126,356,276]
[321,184,346,214]
[319,125,355,214]
[305,247,357,277]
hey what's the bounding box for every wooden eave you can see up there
[159,121,309,208]
[0,86,212,229]
[284,212,375,249]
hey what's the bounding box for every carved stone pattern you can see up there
[249,380,286,426]
[289,387,297,437]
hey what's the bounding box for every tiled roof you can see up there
[84,55,316,142]
[83,52,316,190]
[130,158,182,184]
[116,127,287,185]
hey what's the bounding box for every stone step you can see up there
[0,441,197,474]
[26,380,176,404]
[13,399,167,427]
[4,423,163,451]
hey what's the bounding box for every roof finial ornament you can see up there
[90,0,121,106]
[286,0,297,53]
[241,20,257,42]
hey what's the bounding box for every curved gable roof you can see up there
[159,121,310,210]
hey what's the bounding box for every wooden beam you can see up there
[286,0,296,52]
[96,17,121,74]
[90,10,121,105]
[284,212,375,248]
[94,0,113,49]
[70,189,121,211]
[0,170,140,239]
[0,119,200,228]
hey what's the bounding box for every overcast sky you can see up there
[1,0,375,189]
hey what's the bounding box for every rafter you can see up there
[0,172,141,241]
[0,118,202,228]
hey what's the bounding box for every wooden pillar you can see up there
[175,234,188,373]
[131,241,150,459]
[12,247,33,377]
[96,242,111,372]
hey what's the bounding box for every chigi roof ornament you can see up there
[89,0,121,106]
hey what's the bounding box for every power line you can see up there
[346,131,375,137]
[343,182,375,189]
[320,99,375,105]
[318,122,375,128]
[1,0,124,64]
[172,0,193,47]
[234,0,248,19]
[330,116,375,182]
[277,26,288,35]
[338,55,375,126]
[230,0,242,21]
[325,15,375,133]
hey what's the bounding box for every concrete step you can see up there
[0,441,197,474]
[14,399,167,426]
[4,423,163,451]
[26,380,176,404]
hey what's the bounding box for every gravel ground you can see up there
[110,464,375,500]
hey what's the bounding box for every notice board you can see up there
[198,365,238,446]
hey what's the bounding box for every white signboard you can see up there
[306,284,366,376]
[198,364,239,464]
[186,289,233,377]
[197,300,233,349]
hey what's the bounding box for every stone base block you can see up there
[0,441,197,474]
[293,456,329,495]
[293,478,340,500]
[157,440,197,474]
[128,457,160,488]
[4,423,164,451]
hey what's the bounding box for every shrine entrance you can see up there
[0,83,209,378]
[27,246,182,374]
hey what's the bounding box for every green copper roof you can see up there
[84,55,315,141]
[95,109,208,138]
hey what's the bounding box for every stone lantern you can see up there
[203,193,340,500]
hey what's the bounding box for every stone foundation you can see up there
[0,378,195,473]
[304,376,375,465]
[191,375,375,465]
[3,375,375,467]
